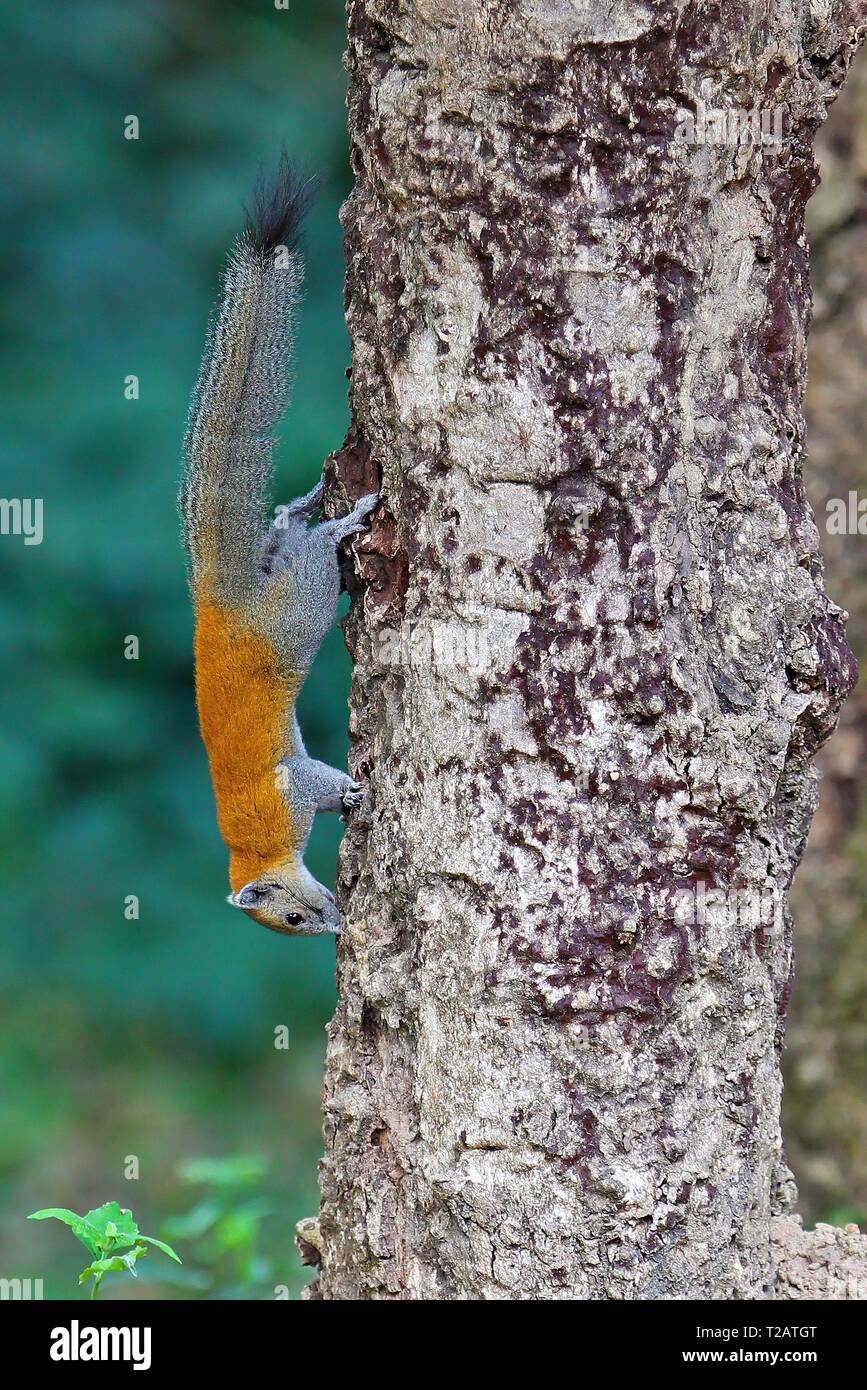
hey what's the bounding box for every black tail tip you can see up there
[244,150,319,256]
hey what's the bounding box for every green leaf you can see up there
[78,1246,146,1284]
[82,1201,140,1250]
[210,1200,270,1254]
[28,1208,102,1259]
[139,1234,182,1264]
[162,1197,221,1241]
[29,1206,88,1226]
[178,1154,267,1189]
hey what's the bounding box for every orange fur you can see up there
[193,595,301,893]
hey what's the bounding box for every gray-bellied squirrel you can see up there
[179,156,377,936]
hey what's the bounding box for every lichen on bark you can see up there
[313,0,867,1299]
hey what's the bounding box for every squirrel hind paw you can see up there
[341,783,364,812]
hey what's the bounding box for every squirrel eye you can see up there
[285,912,304,926]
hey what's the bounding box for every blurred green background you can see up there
[1,0,866,1302]
[0,0,350,1298]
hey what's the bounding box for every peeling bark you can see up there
[315,0,867,1299]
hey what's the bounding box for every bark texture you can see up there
[314,0,866,1299]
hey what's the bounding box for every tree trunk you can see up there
[309,0,867,1300]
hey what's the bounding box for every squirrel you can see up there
[179,157,377,936]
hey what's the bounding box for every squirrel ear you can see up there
[228,881,266,909]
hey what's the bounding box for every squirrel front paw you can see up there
[341,781,365,812]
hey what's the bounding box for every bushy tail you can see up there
[180,155,314,594]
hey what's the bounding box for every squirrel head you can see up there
[227,863,339,936]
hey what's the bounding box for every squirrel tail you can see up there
[180,153,316,593]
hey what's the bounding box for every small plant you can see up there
[28,1200,181,1299]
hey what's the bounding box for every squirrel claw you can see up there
[341,783,364,813]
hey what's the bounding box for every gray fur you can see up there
[280,755,363,816]
[223,484,377,936]
[258,492,379,669]
[181,238,304,598]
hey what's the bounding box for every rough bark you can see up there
[771,1216,867,1297]
[312,0,866,1299]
